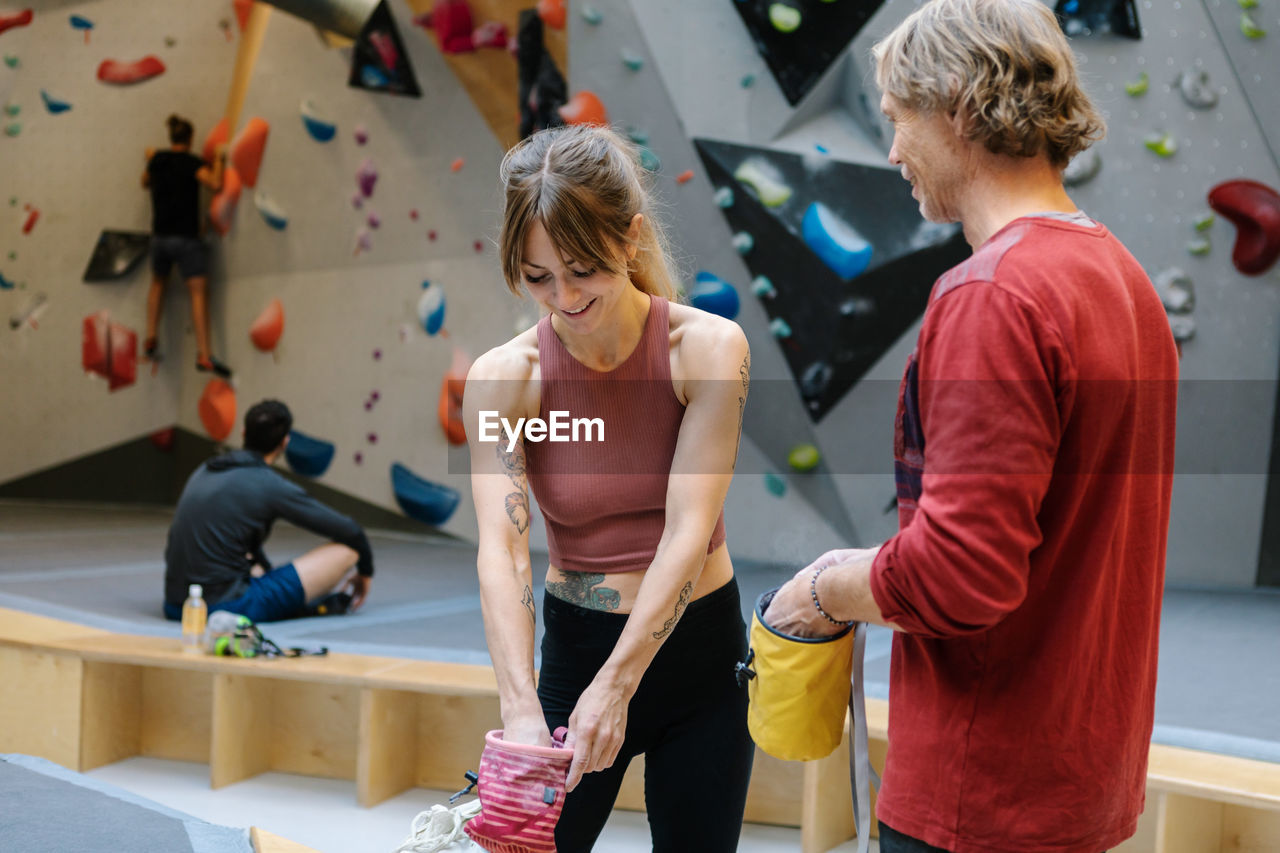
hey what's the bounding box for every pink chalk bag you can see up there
[462,727,574,853]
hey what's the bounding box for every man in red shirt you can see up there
[765,1,1179,851]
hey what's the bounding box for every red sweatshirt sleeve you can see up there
[870,282,1072,637]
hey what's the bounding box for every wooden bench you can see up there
[0,608,802,824]
[5,607,1276,852]
[802,700,1280,853]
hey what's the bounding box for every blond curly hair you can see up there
[872,0,1104,167]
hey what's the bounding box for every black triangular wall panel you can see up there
[696,139,970,422]
[1054,0,1142,39]
[730,0,884,106]
[349,0,422,96]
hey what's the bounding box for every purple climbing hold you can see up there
[371,390,381,401]
[367,211,381,229]
[367,432,378,444]
[373,348,383,360]
[357,158,378,198]
[354,124,369,145]
[354,452,364,464]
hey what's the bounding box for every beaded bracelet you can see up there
[810,565,852,626]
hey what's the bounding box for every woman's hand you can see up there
[502,713,552,747]
[564,678,630,792]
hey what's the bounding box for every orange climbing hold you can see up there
[202,118,229,165]
[537,0,566,30]
[249,298,284,352]
[198,379,237,442]
[209,166,242,236]
[676,169,695,185]
[231,117,269,188]
[558,91,608,127]
[438,348,472,446]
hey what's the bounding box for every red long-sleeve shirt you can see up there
[869,216,1178,853]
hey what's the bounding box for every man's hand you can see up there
[564,677,629,792]
[766,548,881,638]
[346,575,371,611]
[144,146,155,161]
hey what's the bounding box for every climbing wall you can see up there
[616,0,1280,585]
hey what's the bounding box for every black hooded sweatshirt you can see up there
[164,449,373,606]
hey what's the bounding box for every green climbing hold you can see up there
[581,4,603,25]
[3,55,17,69]
[769,3,802,33]
[3,122,20,138]
[764,472,787,497]
[740,73,756,89]
[3,103,18,117]
[7,251,14,261]
[1194,213,1215,232]
[1241,12,1266,38]
[1124,71,1149,97]
[1144,132,1177,158]
[620,49,644,72]
[751,275,777,299]
[734,159,793,207]
[164,36,177,47]
[626,127,649,146]
[1187,238,1211,256]
[1238,0,1258,9]
[788,444,821,472]
[769,317,791,339]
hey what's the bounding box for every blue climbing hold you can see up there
[40,90,72,114]
[418,280,446,335]
[301,98,336,142]
[392,462,461,526]
[802,202,871,280]
[763,472,787,497]
[690,271,740,320]
[0,271,15,290]
[285,429,336,478]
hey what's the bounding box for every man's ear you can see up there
[948,107,972,140]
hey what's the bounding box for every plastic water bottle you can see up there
[182,584,207,654]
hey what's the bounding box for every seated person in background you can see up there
[163,400,373,623]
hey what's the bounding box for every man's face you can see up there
[881,94,966,224]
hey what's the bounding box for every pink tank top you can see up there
[525,296,727,574]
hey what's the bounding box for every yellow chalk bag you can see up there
[742,588,855,761]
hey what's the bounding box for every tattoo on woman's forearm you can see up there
[497,443,529,533]
[545,572,622,611]
[521,584,535,625]
[734,352,750,466]
[505,491,529,534]
[652,581,694,640]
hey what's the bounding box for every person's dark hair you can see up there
[244,400,292,455]
[167,114,194,147]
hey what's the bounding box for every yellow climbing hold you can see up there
[734,158,793,207]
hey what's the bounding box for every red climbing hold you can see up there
[97,56,166,85]
[537,0,566,30]
[198,379,237,442]
[82,311,109,377]
[231,117,269,188]
[233,0,253,32]
[21,207,38,234]
[249,298,284,352]
[149,427,176,452]
[81,311,136,391]
[202,118,228,165]
[429,0,475,53]
[0,9,33,37]
[558,91,608,127]
[209,166,243,236]
[1208,179,1280,276]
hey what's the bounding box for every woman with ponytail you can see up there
[464,124,754,851]
[141,114,230,377]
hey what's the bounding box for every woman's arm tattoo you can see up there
[652,581,694,640]
[497,443,530,534]
[734,351,750,467]
[521,584,535,625]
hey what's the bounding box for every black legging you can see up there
[537,577,755,852]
